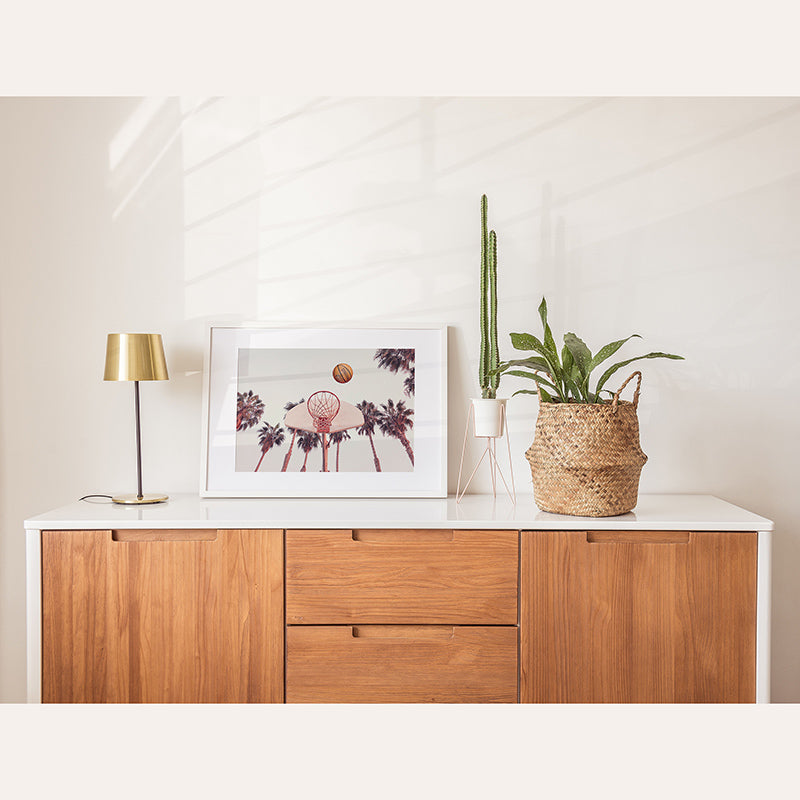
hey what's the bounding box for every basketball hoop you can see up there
[307,390,341,433]
[284,392,361,473]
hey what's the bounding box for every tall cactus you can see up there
[479,194,500,399]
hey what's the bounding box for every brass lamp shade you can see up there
[104,333,169,382]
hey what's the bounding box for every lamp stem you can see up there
[134,380,143,500]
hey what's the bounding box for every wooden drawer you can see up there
[286,625,518,703]
[285,529,518,624]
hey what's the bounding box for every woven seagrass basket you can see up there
[525,371,647,517]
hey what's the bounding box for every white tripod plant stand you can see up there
[456,398,516,503]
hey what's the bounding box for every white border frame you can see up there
[200,325,447,498]
[756,529,772,703]
[26,528,41,703]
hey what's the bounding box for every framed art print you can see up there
[201,326,447,497]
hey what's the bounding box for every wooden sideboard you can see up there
[25,494,773,703]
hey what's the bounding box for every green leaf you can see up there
[491,356,552,375]
[578,366,593,402]
[512,388,554,402]
[564,333,592,379]
[587,334,642,373]
[538,297,559,365]
[538,297,548,329]
[510,332,549,353]
[509,331,563,393]
[501,370,559,392]
[595,352,685,396]
[561,344,573,375]
[564,363,586,403]
[560,344,573,400]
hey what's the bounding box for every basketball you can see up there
[332,363,353,383]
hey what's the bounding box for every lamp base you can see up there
[112,493,169,505]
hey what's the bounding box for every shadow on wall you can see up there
[108,95,800,502]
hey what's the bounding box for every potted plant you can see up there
[493,298,683,516]
[472,194,506,437]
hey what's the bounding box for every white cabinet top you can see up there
[24,493,773,531]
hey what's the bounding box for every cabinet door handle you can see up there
[351,529,454,543]
[111,529,218,542]
[351,626,455,641]
[586,531,690,544]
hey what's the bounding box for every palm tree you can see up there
[254,422,285,471]
[375,348,415,397]
[327,429,351,472]
[377,398,415,465]
[296,430,320,472]
[237,390,264,431]
[403,367,415,397]
[356,400,382,472]
[281,398,305,472]
[375,348,414,376]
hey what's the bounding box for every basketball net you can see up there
[307,390,341,433]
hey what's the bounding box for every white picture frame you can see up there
[201,325,447,497]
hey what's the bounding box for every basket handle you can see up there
[611,371,642,411]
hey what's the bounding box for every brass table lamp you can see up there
[104,333,169,504]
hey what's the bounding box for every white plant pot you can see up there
[471,398,506,438]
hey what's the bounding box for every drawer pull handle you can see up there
[351,626,455,641]
[586,531,690,544]
[111,529,218,542]
[351,530,454,543]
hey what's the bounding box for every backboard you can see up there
[284,398,364,433]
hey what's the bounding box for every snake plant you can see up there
[493,297,683,403]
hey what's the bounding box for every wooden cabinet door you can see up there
[286,625,518,703]
[520,530,757,703]
[42,529,284,703]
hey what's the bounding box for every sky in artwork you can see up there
[235,347,414,473]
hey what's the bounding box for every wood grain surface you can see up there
[42,530,128,703]
[286,625,518,703]
[42,529,284,703]
[285,529,519,625]
[520,530,757,703]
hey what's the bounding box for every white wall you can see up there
[2,96,799,702]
